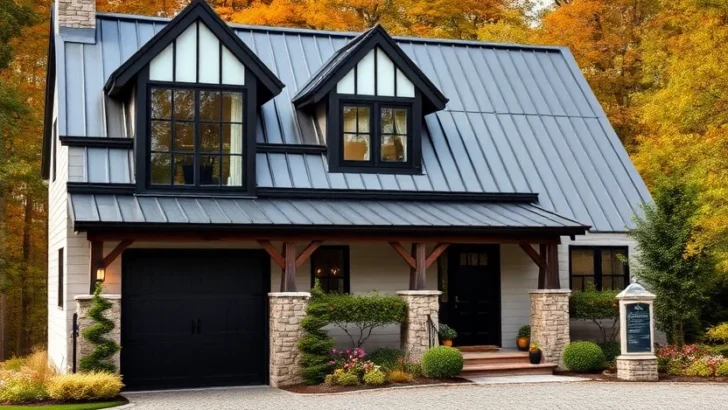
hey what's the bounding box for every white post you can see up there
[615,280,658,381]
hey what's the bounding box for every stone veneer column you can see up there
[269,292,310,388]
[74,294,121,373]
[396,290,442,360]
[530,289,570,369]
[616,356,658,381]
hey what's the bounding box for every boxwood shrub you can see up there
[421,346,463,378]
[563,341,606,373]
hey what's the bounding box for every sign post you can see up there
[616,280,658,381]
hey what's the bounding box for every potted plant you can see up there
[516,325,530,351]
[438,324,458,347]
[529,342,542,365]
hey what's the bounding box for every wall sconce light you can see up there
[95,266,106,283]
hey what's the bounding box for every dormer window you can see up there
[292,25,448,175]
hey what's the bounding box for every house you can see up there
[42,0,651,390]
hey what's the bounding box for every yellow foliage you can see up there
[0,350,55,404]
[46,372,124,401]
[387,369,413,383]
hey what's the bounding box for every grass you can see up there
[0,401,125,409]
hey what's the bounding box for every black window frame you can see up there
[57,248,64,308]
[569,246,629,292]
[51,119,57,182]
[310,245,350,294]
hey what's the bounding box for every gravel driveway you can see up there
[123,382,728,410]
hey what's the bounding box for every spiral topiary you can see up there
[79,284,120,373]
[298,280,335,384]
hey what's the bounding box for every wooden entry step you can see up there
[457,345,501,353]
[458,349,557,378]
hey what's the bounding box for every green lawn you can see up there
[0,401,125,410]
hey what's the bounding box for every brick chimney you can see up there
[56,0,96,30]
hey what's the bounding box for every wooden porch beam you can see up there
[258,240,286,269]
[295,241,323,269]
[389,242,417,269]
[425,243,449,268]
[100,239,134,268]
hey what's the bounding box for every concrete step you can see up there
[462,351,530,366]
[460,362,558,377]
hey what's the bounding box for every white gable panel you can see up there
[198,23,220,84]
[396,68,415,98]
[175,22,198,83]
[222,46,245,85]
[376,48,395,96]
[356,49,375,95]
[337,69,355,94]
[149,44,173,82]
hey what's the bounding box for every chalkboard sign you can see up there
[626,303,651,353]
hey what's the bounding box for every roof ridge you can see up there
[93,11,566,53]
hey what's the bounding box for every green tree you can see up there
[297,281,334,385]
[79,285,120,373]
[630,181,714,346]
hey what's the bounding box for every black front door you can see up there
[121,249,269,390]
[447,245,501,347]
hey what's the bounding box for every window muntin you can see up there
[311,246,350,294]
[149,87,244,187]
[340,102,411,167]
[570,247,629,291]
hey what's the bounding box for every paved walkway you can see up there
[123,382,728,410]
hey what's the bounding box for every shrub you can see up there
[1,356,26,372]
[326,292,407,347]
[709,344,728,358]
[667,361,683,375]
[335,371,359,386]
[387,369,413,383]
[363,369,386,386]
[298,281,335,385]
[0,369,49,404]
[406,361,422,378]
[438,324,457,341]
[706,323,728,344]
[685,360,714,377]
[563,341,606,373]
[324,374,335,385]
[517,325,530,338]
[46,372,123,401]
[368,348,404,371]
[79,284,121,373]
[716,361,728,377]
[570,285,620,343]
[421,346,463,378]
[598,341,621,367]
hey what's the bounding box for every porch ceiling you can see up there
[69,194,589,236]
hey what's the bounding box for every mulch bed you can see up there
[283,377,471,394]
[555,370,728,383]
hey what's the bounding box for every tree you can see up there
[79,285,120,373]
[630,181,714,346]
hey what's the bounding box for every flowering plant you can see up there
[328,348,379,377]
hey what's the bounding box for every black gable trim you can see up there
[41,19,56,180]
[103,0,284,103]
[256,188,538,203]
[293,24,448,115]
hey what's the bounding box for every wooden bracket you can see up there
[392,242,449,291]
[296,241,323,269]
[389,242,416,269]
[519,243,549,273]
[101,239,134,268]
[425,243,449,268]
[258,240,286,269]
[259,240,324,292]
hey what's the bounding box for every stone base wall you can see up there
[396,291,441,361]
[75,294,121,373]
[269,292,310,388]
[57,0,96,29]
[530,289,570,369]
[617,356,658,381]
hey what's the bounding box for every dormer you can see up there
[104,0,284,195]
[293,25,448,174]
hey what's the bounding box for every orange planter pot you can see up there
[442,339,453,347]
[517,337,530,351]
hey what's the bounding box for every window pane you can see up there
[381,135,407,162]
[571,249,594,275]
[343,106,357,132]
[174,123,195,152]
[602,249,626,275]
[344,133,370,161]
[222,92,244,122]
[199,91,221,121]
[381,107,394,134]
[311,247,347,293]
[150,153,171,185]
[571,277,583,291]
[151,121,171,151]
[173,154,194,185]
[394,108,407,134]
[199,155,220,185]
[200,123,220,152]
[173,90,194,120]
[151,89,171,119]
[223,124,243,155]
[602,275,613,290]
[223,155,243,186]
[358,106,370,133]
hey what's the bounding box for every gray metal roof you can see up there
[69,194,588,234]
[53,12,652,232]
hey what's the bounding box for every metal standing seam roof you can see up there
[53,12,652,232]
[69,194,589,234]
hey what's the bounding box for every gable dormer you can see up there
[104,0,283,194]
[293,25,448,175]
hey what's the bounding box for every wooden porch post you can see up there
[283,242,297,292]
[89,240,103,294]
[538,244,547,290]
[413,243,426,291]
[545,243,560,289]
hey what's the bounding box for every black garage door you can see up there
[121,249,269,390]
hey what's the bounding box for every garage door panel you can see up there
[121,249,269,390]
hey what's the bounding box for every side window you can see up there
[310,246,350,294]
[569,246,629,291]
[58,248,64,308]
